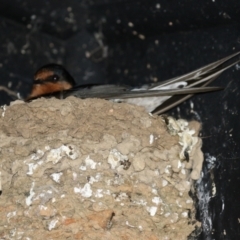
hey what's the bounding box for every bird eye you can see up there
[52,74,59,82]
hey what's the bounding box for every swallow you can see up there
[26,52,240,114]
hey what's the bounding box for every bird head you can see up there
[26,64,76,100]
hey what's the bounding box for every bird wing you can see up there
[63,85,222,99]
[62,51,240,114]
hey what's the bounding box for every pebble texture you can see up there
[0,97,202,239]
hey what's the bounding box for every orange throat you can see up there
[27,81,73,100]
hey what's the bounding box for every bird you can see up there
[26,51,240,114]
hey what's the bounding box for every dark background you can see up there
[0,0,240,239]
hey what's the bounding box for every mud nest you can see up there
[0,97,203,239]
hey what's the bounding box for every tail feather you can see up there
[152,51,240,88]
